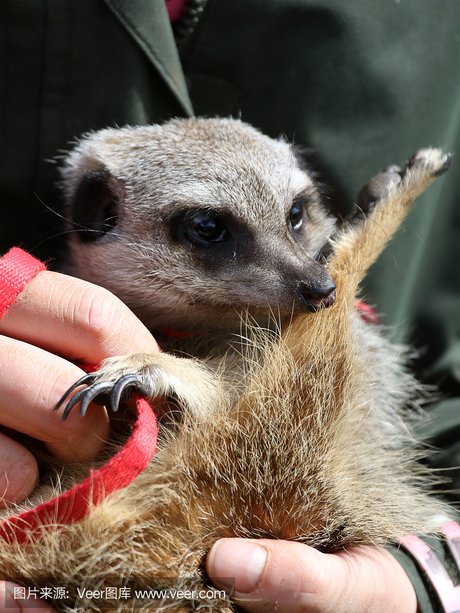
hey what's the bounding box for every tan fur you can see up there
[0,129,453,611]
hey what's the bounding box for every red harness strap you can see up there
[0,398,157,544]
[0,248,158,544]
[355,299,379,325]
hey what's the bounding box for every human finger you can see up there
[0,335,109,462]
[0,432,38,505]
[0,270,159,365]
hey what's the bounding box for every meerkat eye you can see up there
[184,210,231,247]
[288,200,304,231]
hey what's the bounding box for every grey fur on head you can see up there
[61,118,337,332]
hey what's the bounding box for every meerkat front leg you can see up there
[56,353,221,420]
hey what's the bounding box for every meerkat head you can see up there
[61,118,337,332]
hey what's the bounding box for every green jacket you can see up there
[1,1,459,610]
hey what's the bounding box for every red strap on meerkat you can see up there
[0,248,158,544]
[355,300,379,324]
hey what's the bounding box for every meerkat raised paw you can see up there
[357,148,451,219]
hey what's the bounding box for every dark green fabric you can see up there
[1,1,459,611]
[0,0,190,262]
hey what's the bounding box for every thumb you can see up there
[0,581,57,612]
[206,539,417,613]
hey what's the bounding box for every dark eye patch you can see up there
[183,210,231,247]
[168,206,255,273]
[169,207,239,251]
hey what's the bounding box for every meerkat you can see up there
[57,118,339,418]
[0,119,453,612]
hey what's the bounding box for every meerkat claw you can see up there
[60,373,151,420]
[110,374,150,412]
[61,381,113,420]
[54,372,98,414]
[436,152,453,175]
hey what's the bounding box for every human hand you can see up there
[0,269,159,506]
[207,539,417,612]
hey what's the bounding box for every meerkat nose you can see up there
[296,279,337,311]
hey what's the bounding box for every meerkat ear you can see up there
[292,145,318,173]
[69,169,124,242]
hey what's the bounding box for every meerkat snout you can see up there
[296,277,336,311]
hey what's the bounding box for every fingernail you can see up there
[207,539,268,594]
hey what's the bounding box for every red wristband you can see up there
[0,247,46,320]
